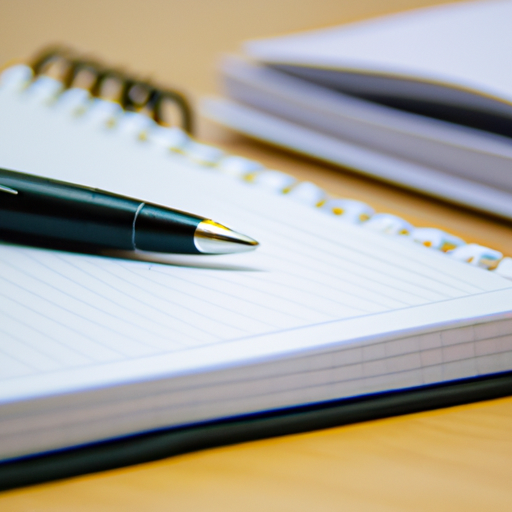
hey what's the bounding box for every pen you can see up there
[0,168,259,255]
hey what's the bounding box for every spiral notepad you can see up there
[1,50,512,469]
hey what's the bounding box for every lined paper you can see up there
[0,81,510,391]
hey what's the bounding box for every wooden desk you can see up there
[1,0,511,509]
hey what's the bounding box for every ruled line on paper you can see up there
[134,263,337,324]
[127,251,457,327]
[0,306,96,365]
[167,267,370,318]
[0,258,182,354]
[0,286,128,361]
[97,258,281,331]
[117,259,322,327]
[252,251,424,309]
[0,253,254,349]
[0,327,51,373]
[227,268,374,315]
[0,349,36,379]
[261,208,487,292]
[205,193,486,294]
[260,242,458,302]
[12,251,210,347]
[48,252,243,342]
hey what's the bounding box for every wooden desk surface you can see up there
[1,0,511,509]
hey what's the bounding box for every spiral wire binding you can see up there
[1,48,511,279]
[31,47,193,134]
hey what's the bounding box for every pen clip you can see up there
[0,184,18,195]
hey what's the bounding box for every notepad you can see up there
[203,0,512,218]
[1,60,512,465]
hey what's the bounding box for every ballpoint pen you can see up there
[0,168,259,255]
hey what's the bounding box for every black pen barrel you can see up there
[0,168,202,254]
[134,204,201,254]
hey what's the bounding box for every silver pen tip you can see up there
[194,220,259,254]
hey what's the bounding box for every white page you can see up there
[0,79,511,406]
[246,0,512,106]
